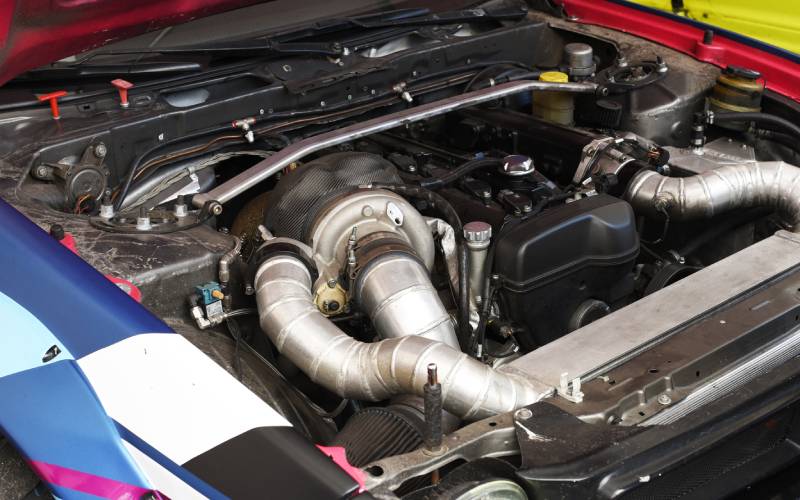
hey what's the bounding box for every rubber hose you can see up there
[418,158,504,190]
[714,112,800,141]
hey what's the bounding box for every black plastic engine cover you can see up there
[494,194,639,350]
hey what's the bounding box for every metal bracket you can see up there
[558,372,584,403]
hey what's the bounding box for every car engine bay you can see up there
[3,3,800,498]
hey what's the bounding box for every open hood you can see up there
[0,0,264,86]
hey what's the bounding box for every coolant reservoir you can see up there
[532,71,574,125]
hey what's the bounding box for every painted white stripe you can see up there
[79,333,290,465]
[122,441,207,499]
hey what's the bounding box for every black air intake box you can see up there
[494,194,639,349]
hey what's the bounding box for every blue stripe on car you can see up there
[0,360,152,498]
[0,289,73,377]
[0,199,171,359]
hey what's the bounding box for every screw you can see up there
[157,133,165,141]
[282,64,292,72]
[427,363,438,385]
[136,206,152,231]
[244,284,255,295]
[657,394,672,405]
[94,143,107,158]
[327,279,337,288]
[209,202,223,216]
[515,408,533,420]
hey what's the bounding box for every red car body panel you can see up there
[556,0,800,102]
[0,0,797,102]
[0,0,261,86]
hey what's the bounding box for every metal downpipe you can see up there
[255,255,543,420]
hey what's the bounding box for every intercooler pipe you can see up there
[625,161,800,231]
[254,253,542,420]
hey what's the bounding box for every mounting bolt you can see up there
[207,201,223,216]
[174,195,188,218]
[35,165,50,178]
[657,394,672,406]
[99,191,115,219]
[94,143,108,159]
[515,408,533,420]
[136,206,152,231]
[424,363,443,453]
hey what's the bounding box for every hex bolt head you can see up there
[94,143,107,159]
[515,408,533,420]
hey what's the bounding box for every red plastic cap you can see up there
[111,78,134,107]
[38,90,67,119]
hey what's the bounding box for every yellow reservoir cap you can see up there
[533,71,573,125]
[539,71,569,83]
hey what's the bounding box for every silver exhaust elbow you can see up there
[626,161,800,230]
[254,253,544,420]
[354,252,460,349]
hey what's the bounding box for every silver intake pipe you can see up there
[255,254,543,420]
[354,254,460,349]
[625,161,800,230]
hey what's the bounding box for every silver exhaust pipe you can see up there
[626,161,800,230]
[255,253,544,420]
[353,252,460,349]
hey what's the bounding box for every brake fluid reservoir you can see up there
[533,71,574,125]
